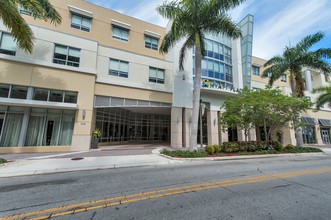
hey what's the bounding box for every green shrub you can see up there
[162,149,208,158]
[283,146,322,153]
[285,144,296,150]
[0,158,7,164]
[271,141,283,151]
[205,145,215,155]
[212,145,221,153]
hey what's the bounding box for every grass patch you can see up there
[0,158,7,164]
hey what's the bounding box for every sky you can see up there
[86,0,331,61]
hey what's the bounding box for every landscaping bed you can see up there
[162,141,322,158]
[0,158,7,164]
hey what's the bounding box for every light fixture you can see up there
[177,116,180,124]
[183,74,186,80]
[82,109,86,120]
[214,118,217,126]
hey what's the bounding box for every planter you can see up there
[91,138,99,149]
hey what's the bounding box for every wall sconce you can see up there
[182,74,186,80]
[82,109,86,120]
[177,116,180,124]
[214,118,217,126]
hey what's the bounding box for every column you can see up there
[171,107,183,148]
[304,70,313,92]
[182,108,192,148]
[207,110,219,145]
[282,125,296,146]
[316,124,324,145]
[248,127,257,141]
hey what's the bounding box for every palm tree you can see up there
[157,0,243,151]
[0,0,61,53]
[313,86,331,109]
[262,32,331,146]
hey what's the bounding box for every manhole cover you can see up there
[71,157,84,161]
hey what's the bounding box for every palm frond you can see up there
[179,33,195,70]
[0,0,34,53]
[156,1,182,20]
[203,14,242,39]
[263,55,285,67]
[296,32,324,52]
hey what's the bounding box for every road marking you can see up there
[1,167,330,220]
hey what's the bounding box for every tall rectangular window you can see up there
[71,14,91,32]
[109,59,129,78]
[281,74,287,82]
[224,46,231,64]
[0,32,17,56]
[145,36,158,50]
[149,67,165,84]
[252,66,260,76]
[112,26,129,42]
[53,44,80,67]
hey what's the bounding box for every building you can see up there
[2,0,328,154]
[0,0,173,153]
[251,56,331,146]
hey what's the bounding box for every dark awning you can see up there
[319,119,331,127]
[301,117,317,126]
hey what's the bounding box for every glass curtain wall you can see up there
[96,108,170,143]
[0,106,76,147]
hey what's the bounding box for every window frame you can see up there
[252,66,260,76]
[0,32,17,56]
[53,44,81,68]
[70,13,92,32]
[112,26,129,42]
[281,74,287,82]
[145,36,158,50]
[149,67,165,84]
[109,58,129,78]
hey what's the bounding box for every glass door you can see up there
[43,116,61,146]
[321,129,331,144]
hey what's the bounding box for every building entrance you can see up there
[95,108,170,144]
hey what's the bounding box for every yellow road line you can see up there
[1,168,330,220]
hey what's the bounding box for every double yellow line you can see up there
[1,168,331,220]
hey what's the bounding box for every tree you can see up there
[262,32,331,146]
[157,0,244,151]
[313,86,331,109]
[0,0,61,53]
[220,88,313,142]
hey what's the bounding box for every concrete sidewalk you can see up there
[0,146,328,178]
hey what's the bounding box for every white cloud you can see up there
[252,0,330,59]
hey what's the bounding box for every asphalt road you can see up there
[0,154,331,220]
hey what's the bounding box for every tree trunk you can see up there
[290,71,304,146]
[189,45,202,151]
[244,129,248,141]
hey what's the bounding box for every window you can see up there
[64,92,78,103]
[19,5,32,16]
[10,86,28,99]
[33,88,49,101]
[49,90,64,102]
[0,84,10,98]
[109,59,129,78]
[112,26,129,42]
[224,46,231,64]
[149,67,165,84]
[53,45,80,67]
[0,32,17,56]
[71,14,91,32]
[145,36,158,50]
[252,66,260,76]
[281,74,287,82]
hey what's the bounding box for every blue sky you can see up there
[86,0,331,62]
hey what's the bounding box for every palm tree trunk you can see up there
[189,45,202,151]
[290,72,304,147]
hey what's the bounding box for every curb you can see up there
[158,152,325,161]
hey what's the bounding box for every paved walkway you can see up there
[0,145,329,178]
